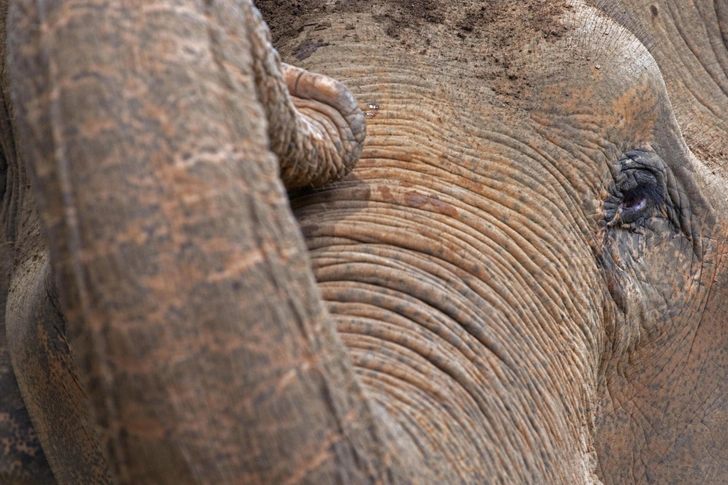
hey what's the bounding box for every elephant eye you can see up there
[620,191,647,212]
[613,182,660,226]
[606,151,668,228]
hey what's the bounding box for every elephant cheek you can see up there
[595,235,636,359]
[5,256,111,484]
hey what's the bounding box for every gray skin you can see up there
[1,0,727,484]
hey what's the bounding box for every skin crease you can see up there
[0,0,726,484]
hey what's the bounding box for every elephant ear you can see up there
[597,0,728,177]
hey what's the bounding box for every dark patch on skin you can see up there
[405,191,428,208]
[650,5,658,17]
[428,197,458,218]
[292,38,331,60]
[404,191,458,217]
[378,185,393,200]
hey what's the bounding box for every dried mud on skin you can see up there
[257,0,568,52]
[256,0,571,103]
[255,0,326,44]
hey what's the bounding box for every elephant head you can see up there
[1,0,727,484]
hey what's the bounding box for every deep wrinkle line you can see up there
[316,252,569,389]
[344,333,495,419]
[332,300,481,364]
[319,264,520,373]
[330,173,571,259]
[662,0,728,115]
[317,255,530,369]
[524,123,602,221]
[702,3,728,96]
[338,320,496,399]
[313,217,595,371]
[307,166,588,285]
[351,350,529,479]
[671,0,728,100]
[471,122,595,239]
[304,201,582,336]
[311,243,519,324]
[312,243,546,347]
[325,288,490,375]
[347,162,582,261]
[319,263,573,411]
[302,200,593,363]
[321,261,526,373]
[356,369,509,482]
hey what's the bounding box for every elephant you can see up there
[0,0,727,483]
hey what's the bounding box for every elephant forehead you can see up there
[272,0,669,142]
[279,0,685,206]
[527,6,669,143]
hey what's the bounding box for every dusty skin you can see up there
[1,0,727,484]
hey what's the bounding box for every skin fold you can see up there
[0,0,726,484]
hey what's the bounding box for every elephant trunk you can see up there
[245,4,365,191]
[8,0,421,483]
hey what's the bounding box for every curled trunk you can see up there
[7,0,416,483]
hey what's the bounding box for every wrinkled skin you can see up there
[1,0,727,484]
